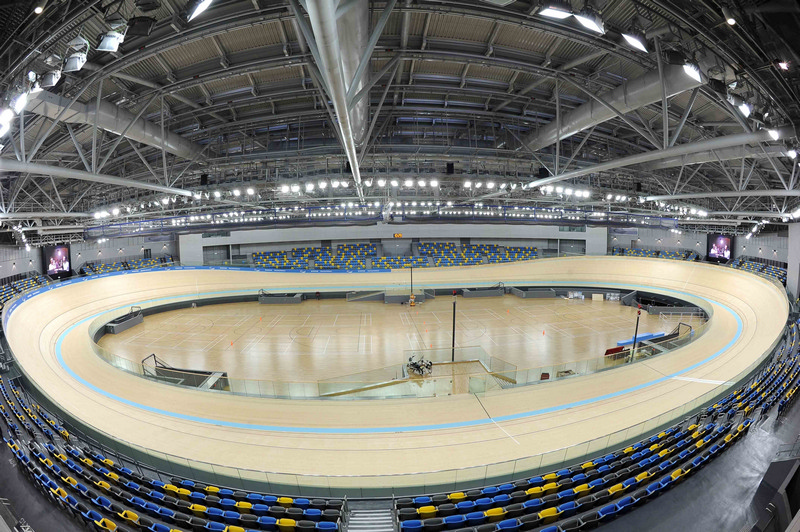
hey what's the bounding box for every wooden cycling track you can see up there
[2,257,789,493]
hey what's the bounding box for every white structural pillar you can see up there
[788,223,800,300]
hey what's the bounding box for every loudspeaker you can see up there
[345,161,351,174]
[200,174,208,186]
[446,162,454,174]
[538,167,549,179]
[635,182,642,192]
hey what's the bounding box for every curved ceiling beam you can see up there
[527,126,797,188]
[647,190,800,201]
[637,144,786,170]
[0,159,194,197]
[0,212,90,219]
[521,65,704,152]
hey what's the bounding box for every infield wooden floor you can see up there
[2,257,788,490]
[97,297,703,381]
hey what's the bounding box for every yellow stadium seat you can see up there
[277,518,296,532]
[485,507,507,522]
[417,506,436,519]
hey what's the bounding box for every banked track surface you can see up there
[2,257,788,493]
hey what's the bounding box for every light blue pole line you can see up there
[10,266,743,434]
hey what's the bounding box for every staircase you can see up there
[346,500,395,532]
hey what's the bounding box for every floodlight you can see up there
[33,0,46,14]
[622,31,647,53]
[98,31,124,52]
[126,17,156,37]
[768,129,779,141]
[280,184,290,193]
[682,62,702,82]
[377,178,386,187]
[0,123,9,137]
[64,53,87,73]
[574,6,604,34]
[788,149,798,160]
[67,35,89,51]
[538,0,572,19]
[721,6,736,25]
[64,37,89,72]
[777,61,789,71]
[188,0,213,21]
[0,109,13,125]
[10,92,27,114]
[738,101,751,117]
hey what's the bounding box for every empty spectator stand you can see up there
[611,248,696,262]
[372,257,429,269]
[498,246,538,263]
[418,242,484,267]
[252,251,309,270]
[0,272,48,307]
[336,243,377,257]
[729,258,787,285]
[659,251,685,260]
[0,375,345,532]
[80,256,177,276]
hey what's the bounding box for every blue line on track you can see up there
[8,266,742,434]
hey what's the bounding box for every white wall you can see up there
[178,223,609,263]
[0,246,41,277]
[609,227,789,263]
[73,236,177,268]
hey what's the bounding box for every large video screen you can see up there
[707,233,733,263]
[41,244,72,279]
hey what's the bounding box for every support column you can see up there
[787,223,800,301]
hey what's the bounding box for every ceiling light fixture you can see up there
[10,92,28,114]
[622,30,648,53]
[63,36,89,72]
[574,4,604,34]
[98,31,125,52]
[33,0,46,14]
[738,101,751,117]
[538,0,572,19]
[682,62,702,82]
[41,70,61,88]
[188,0,214,21]
[721,6,736,25]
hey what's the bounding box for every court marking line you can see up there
[29,274,745,434]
